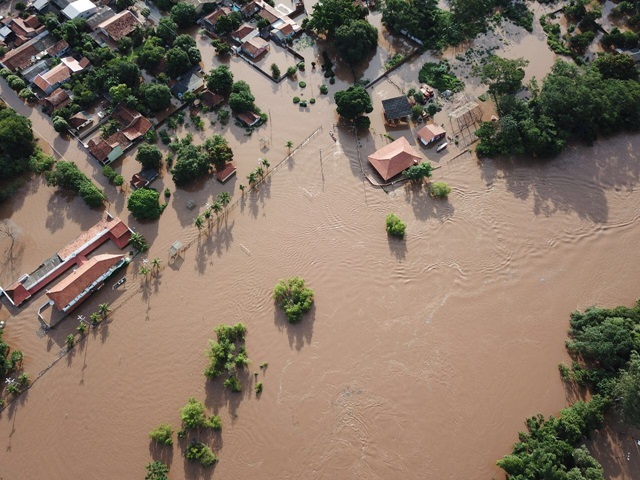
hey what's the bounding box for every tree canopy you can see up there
[127,188,163,220]
[229,81,256,112]
[142,83,172,112]
[0,106,35,179]
[334,20,378,64]
[206,65,234,96]
[170,2,198,28]
[273,277,315,323]
[45,161,105,207]
[334,86,373,120]
[305,0,368,36]
[214,12,242,35]
[476,55,529,96]
[136,143,163,169]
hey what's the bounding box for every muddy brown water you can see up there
[1,13,640,480]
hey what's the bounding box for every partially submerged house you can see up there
[216,163,237,183]
[111,104,152,142]
[231,23,258,44]
[46,253,127,313]
[171,68,204,99]
[241,36,269,59]
[202,7,230,33]
[417,124,446,146]
[68,111,92,131]
[237,110,261,127]
[88,131,129,164]
[382,96,412,124]
[200,89,223,109]
[367,136,422,181]
[131,168,159,189]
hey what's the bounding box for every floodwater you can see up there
[1,10,640,480]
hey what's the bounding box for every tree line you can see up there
[498,300,640,479]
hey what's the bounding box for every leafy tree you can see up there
[166,47,192,78]
[386,213,406,238]
[404,162,433,182]
[170,141,209,186]
[476,55,529,97]
[229,81,256,112]
[270,63,281,79]
[129,232,149,252]
[136,143,163,169]
[185,441,217,466]
[214,12,242,35]
[211,38,231,55]
[203,135,233,170]
[137,37,166,70]
[273,277,315,323]
[382,0,446,46]
[145,461,169,480]
[149,424,174,446]
[52,116,70,133]
[45,161,105,207]
[613,352,640,427]
[127,188,163,220]
[206,65,234,96]
[156,17,178,45]
[142,83,172,112]
[419,61,464,92]
[6,75,25,91]
[334,20,378,64]
[109,83,133,103]
[173,34,201,65]
[0,107,34,179]
[180,397,221,430]
[306,0,368,36]
[108,58,142,88]
[334,86,373,119]
[593,53,639,81]
[115,0,135,10]
[170,2,198,28]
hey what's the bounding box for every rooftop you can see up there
[417,124,446,145]
[203,7,230,26]
[96,9,141,42]
[33,64,71,92]
[42,87,71,108]
[242,36,269,57]
[382,96,413,121]
[47,253,125,311]
[60,55,90,72]
[367,136,422,181]
[62,0,97,19]
[201,89,223,108]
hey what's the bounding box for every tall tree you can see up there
[305,0,368,36]
[334,86,373,119]
[206,65,234,96]
[170,2,198,28]
[334,20,378,65]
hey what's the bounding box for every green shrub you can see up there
[204,323,249,380]
[418,61,464,92]
[7,75,26,91]
[45,161,105,207]
[404,162,432,182]
[273,277,314,323]
[255,382,263,394]
[164,188,171,198]
[113,175,124,187]
[319,85,328,94]
[28,150,55,173]
[310,98,316,104]
[127,188,162,220]
[354,115,371,129]
[18,88,35,100]
[386,213,406,238]
[329,77,336,85]
[297,62,305,70]
[224,376,242,392]
[430,181,451,198]
[287,66,297,77]
[145,461,169,480]
[426,103,438,117]
[185,441,217,467]
[293,96,300,104]
[180,397,222,431]
[102,165,117,182]
[299,81,306,88]
[149,423,174,446]
[299,100,307,107]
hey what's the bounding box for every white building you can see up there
[62,0,98,20]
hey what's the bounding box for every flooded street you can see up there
[1,10,640,480]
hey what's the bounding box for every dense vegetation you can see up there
[0,329,23,380]
[430,181,452,198]
[385,213,406,238]
[185,440,217,466]
[475,55,640,158]
[169,134,234,186]
[334,86,373,124]
[127,188,163,220]
[145,461,169,480]
[45,161,105,207]
[179,397,222,432]
[418,61,464,93]
[0,104,38,201]
[498,300,640,478]
[149,423,173,446]
[204,323,250,392]
[404,162,433,182]
[273,277,315,323]
[381,0,532,51]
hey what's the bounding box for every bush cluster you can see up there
[273,277,315,323]
[204,324,249,392]
[385,213,406,238]
[45,161,105,207]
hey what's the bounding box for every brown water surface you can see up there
[0,12,639,480]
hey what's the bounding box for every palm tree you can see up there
[194,215,204,230]
[218,191,231,208]
[98,302,111,319]
[255,166,264,178]
[239,184,246,194]
[211,201,222,217]
[261,158,270,171]
[90,312,101,325]
[151,257,161,271]
[285,140,293,154]
[247,172,257,186]
[139,265,150,277]
[129,232,148,252]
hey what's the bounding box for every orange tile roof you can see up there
[201,89,223,108]
[87,138,113,162]
[33,63,71,92]
[242,36,269,57]
[367,136,422,181]
[203,7,230,25]
[417,124,446,144]
[122,115,151,141]
[232,24,255,39]
[43,87,71,108]
[47,39,69,56]
[96,10,141,41]
[47,253,124,310]
[276,23,293,35]
[1,43,38,71]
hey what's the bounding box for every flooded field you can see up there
[1,7,640,480]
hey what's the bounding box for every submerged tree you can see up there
[273,277,315,323]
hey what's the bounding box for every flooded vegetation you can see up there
[0,0,639,478]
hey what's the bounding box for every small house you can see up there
[46,39,70,57]
[131,168,159,189]
[271,22,294,43]
[367,136,422,181]
[40,88,72,113]
[68,111,92,131]
[241,1,260,18]
[33,63,72,94]
[202,7,230,32]
[382,95,412,123]
[417,124,446,146]
[111,104,152,142]
[171,68,204,99]
[95,9,142,44]
[216,163,237,183]
[236,111,261,127]
[231,23,258,44]
[241,36,269,59]
[201,89,223,109]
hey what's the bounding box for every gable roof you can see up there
[87,138,113,162]
[417,124,446,144]
[367,136,422,181]
[0,42,38,71]
[47,253,124,310]
[60,55,90,72]
[96,9,141,41]
[122,115,151,141]
[201,89,223,108]
[382,96,412,121]
[258,7,278,23]
[241,36,268,57]
[43,87,71,108]
[111,104,152,140]
[62,0,97,19]
[232,23,256,40]
[68,111,89,128]
[203,7,230,26]
[33,63,71,91]
[275,23,294,36]
[47,39,69,56]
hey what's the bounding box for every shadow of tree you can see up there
[403,182,455,222]
[273,303,316,351]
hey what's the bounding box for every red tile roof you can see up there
[42,88,71,108]
[47,39,69,56]
[33,64,71,92]
[3,282,31,306]
[87,138,113,163]
[232,24,255,40]
[24,15,41,29]
[276,23,293,36]
[68,111,89,128]
[201,89,223,108]
[47,253,124,311]
[203,7,230,26]
[122,115,151,141]
[258,8,278,23]
[112,103,139,126]
[367,136,422,181]
[241,36,269,57]
[96,10,141,42]
[216,163,237,183]
[237,110,260,126]
[0,43,38,71]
